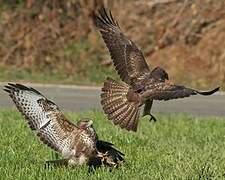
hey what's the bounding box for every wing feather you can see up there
[4,84,78,155]
[93,7,150,85]
[141,83,220,101]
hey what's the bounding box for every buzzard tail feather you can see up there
[101,78,140,131]
[93,7,118,30]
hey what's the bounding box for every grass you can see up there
[0,62,118,86]
[1,109,225,179]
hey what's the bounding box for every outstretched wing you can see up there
[142,83,220,101]
[93,7,150,85]
[4,83,78,155]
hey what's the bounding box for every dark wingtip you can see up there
[92,5,118,29]
[7,83,29,90]
[3,83,43,96]
[198,87,220,95]
[96,140,125,157]
[3,84,15,93]
[3,88,11,93]
[97,140,114,147]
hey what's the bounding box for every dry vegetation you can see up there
[0,0,224,89]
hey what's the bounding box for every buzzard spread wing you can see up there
[142,83,220,101]
[4,84,80,156]
[5,83,125,168]
[93,7,150,85]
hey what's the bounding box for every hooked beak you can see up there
[165,74,169,80]
[88,120,93,127]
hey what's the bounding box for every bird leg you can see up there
[149,113,157,122]
[143,99,157,122]
[97,151,108,164]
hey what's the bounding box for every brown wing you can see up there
[4,84,79,156]
[141,83,220,101]
[93,7,150,85]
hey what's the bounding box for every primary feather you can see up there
[93,7,220,132]
[4,83,124,167]
[93,7,150,86]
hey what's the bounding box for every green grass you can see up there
[0,63,118,86]
[1,109,225,179]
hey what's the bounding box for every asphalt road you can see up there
[0,83,224,117]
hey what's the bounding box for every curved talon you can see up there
[149,114,157,122]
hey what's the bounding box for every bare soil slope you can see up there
[0,0,224,89]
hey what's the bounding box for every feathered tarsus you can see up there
[4,83,124,168]
[93,7,220,132]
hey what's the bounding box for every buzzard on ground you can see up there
[93,7,220,132]
[4,83,124,168]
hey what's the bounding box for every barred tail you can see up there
[101,77,140,132]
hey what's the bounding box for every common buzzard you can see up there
[93,8,220,132]
[4,83,124,168]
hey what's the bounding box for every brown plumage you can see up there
[93,7,220,132]
[4,83,124,168]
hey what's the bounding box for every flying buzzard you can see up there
[93,8,220,132]
[4,83,124,168]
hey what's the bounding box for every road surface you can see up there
[0,83,224,117]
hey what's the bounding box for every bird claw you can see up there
[149,114,157,122]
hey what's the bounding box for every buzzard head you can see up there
[77,118,97,140]
[77,118,93,129]
[150,67,169,82]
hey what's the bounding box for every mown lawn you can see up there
[0,109,225,179]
